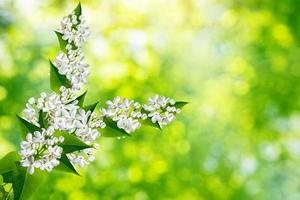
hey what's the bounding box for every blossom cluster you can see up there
[19,5,183,175]
[20,127,64,174]
[143,95,181,128]
[101,97,147,134]
[21,87,104,170]
[55,10,90,90]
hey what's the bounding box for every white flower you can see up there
[143,95,179,128]
[101,97,145,133]
[67,147,96,168]
[19,127,64,174]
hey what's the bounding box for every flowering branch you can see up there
[0,3,187,200]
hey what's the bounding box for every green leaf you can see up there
[141,118,161,129]
[76,91,87,107]
[55,131,91,154]
[50,60,71,93]
[74,2,82,17]
[83,102,98,113]
[0,152,20,175]
[2,172,13,183]
[174,101,189,109]
[12,162,45,200]
[17,116,41,139]
[38,110,49,128]
[103,117,131,136]
[100,127,126,138]
[55,154,79,175]
[0,175,3,185]
[140,108,161,129]
[54,31,68,53]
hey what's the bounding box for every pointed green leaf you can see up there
[103,117,131,136]
[2,172,13,183]
[141,118,161,129]
[50,60,71,93]
[83,102,98,113]
[55,131,91,154]
[0,152,21,175]
[100,128,126,138]
[74,3,82,17]
[0,175,3,185]
[174,101,188,109]
[17,116,41,139]
[76,91,87,107]
[12,162,45,200]
[54,31,68,53]
[55,154,79,175]
[140,108,161,129]
[38,110,49,128]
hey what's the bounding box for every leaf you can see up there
[0,151,20,175]
[2,172,13,183]
[140,108,161,129]
[55,154,79,175]
[76,91,87,107]
[83,101,98,113]
[12,162,45,200]
[50,60,71,93]
[103,117,131,136]
[0,175,3,185]
[174,101,189,109]
[55,131,91,154]
[17,116,41,139]
[74,2,82,17]
[54,31,68,53]
[141,118,161,130]
[38,110,49,128]
[100,127,126,138]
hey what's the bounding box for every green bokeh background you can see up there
[1,0,300,199]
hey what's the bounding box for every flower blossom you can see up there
[101,96,147,134]
[19,4,183,175]
[19,127,64,174]
[143,95,181,128]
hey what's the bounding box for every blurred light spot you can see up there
[260,143,280,161]
[222,10,237,27]
[123,143,137,158]
[289,114,300,132]
[69,191,88,200]
[176,140,191,154]
[285,140,300,156]
[127,30,147,52]
[272,24,293,47]
[0,85,7,101]
[240,156,257,176]
[0,138,14,157]
[272,117,289,132]
[135,191,149,200]
[228,173,244,188]
[271,55,287,72]
[56,176,85,193]
[0,116,12,129]
[16,0,40,17]
[90,36,108,58]
[245,180,260,195]
[128,165,143,182]
[203,157,218,173]
[233,80,249,96]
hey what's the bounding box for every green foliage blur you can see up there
[0,0,300,199]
